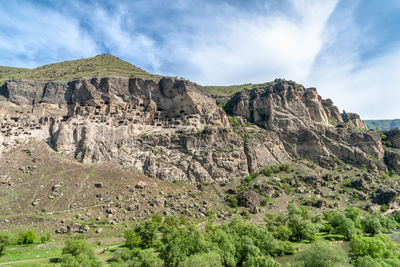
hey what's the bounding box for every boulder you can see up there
[238,190,262,208]
[135,181,148,189]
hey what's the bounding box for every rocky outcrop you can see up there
[225,79,384,171]
[384,129,400,148]
[0,77,389,183]
[341,111,367,129]
[372,188,400,209]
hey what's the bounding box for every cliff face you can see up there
[0,77,388,183]
[225,80,384,171]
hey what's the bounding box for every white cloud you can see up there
[0,3,99,67]
[156,0,338,85]
[309,48,400,120]
[2,0,399,119]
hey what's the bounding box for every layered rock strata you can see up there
[0,78,388,183]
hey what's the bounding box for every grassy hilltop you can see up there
[0,54,155,85]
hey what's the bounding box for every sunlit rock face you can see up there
[0,77,387,183]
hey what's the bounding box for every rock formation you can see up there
[0,77,390,183]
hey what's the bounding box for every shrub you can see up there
[352,256,400,267]
[379,216,398,233]
[274,226,291,241]
[380,204,389,213]
[261,167,274,177]
[349,234,399,260]
[40,233,51,243]
[0,233,12,246]
[230,197,238,208]
[361,214,383,236]
[278,164,290,173]
[61,239,103,267]
[242,255,280,267]
[109,248,164,267]
[17,230,37,244]
[178,251,223,267]
[294,242,348,267]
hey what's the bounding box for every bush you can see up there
[61,239,103,267]
[361,215,383,236]
[261,167,274,177]
[178,251,223,267]
[328,212,346,228]
[109,248,164,267]
[17,230,37,244]
[294,242,348,267]
[40,233,51,244]
[349,234,399,260]
[352,256,400,267]
[0,233,12,246]
[274,226,291,241]
[242,255,280,267]
[379,216,398,233]
[278,164,290,173]
[230,197,238,208]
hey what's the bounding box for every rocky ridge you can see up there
[0,77,390,183]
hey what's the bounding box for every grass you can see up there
[0,54,156,86]
[204,79,286,97]
[0,239,124,266]
[89,166,96,178]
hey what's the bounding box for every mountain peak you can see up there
[0,54,155,85]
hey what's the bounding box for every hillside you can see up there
[365,119,400,130]
[0,54,155,85]
[1,55,400,266]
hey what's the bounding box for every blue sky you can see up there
[1,0,400,119]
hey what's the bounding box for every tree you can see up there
[159,224,212,267]
[61,239,103,267]
[294,242,349,267]
[337,218,357,240]
[345,207,362,228]
[125,229,142,249]
[362,215,383,236]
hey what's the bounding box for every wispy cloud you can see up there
[0,2,99,67]
[1,0,400,119]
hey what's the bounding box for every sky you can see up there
[1,0,400,119]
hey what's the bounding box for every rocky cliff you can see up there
[0,77,389,183]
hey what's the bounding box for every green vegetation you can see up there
[0,54,155,86]
[204,83,263,97]
[17,230,38,245]
[61,239,103,267]
[294,241,349,267]
[365,119,400,130]
[89,166,96,178]
[0,207,400,266]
